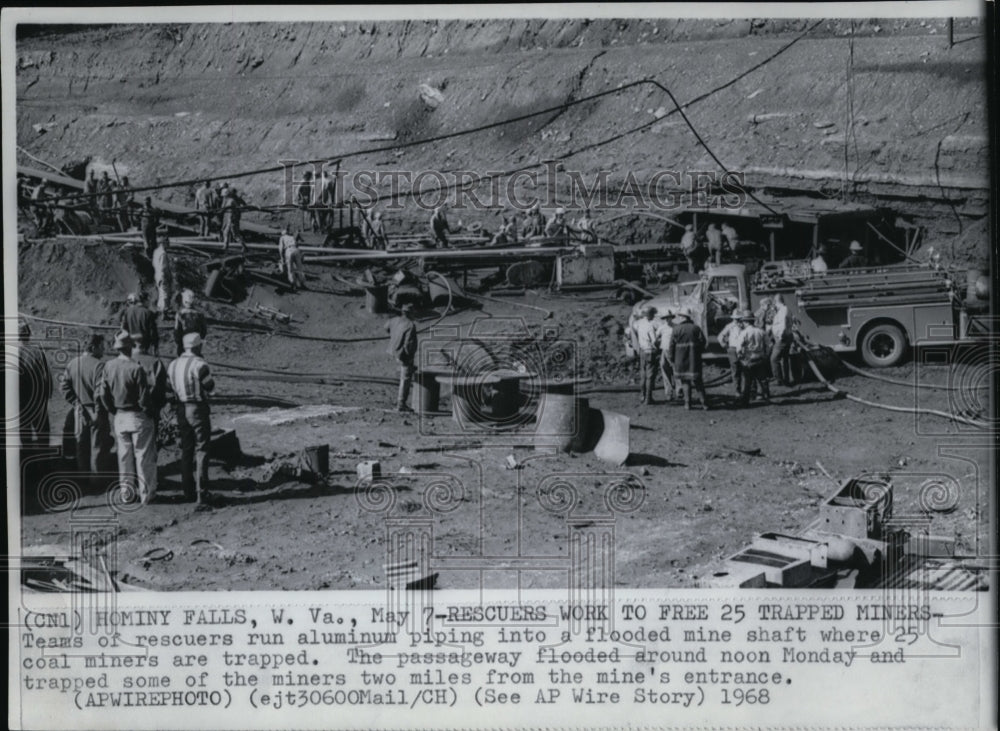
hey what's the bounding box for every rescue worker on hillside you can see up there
[717,312,743,397]
[297,171,320,231]
[634,304,660,405]
[490,214,517,247]
[544,207,568,239]
[769,293,793,387]
[367,211,388,250]
[152,236,174,321]
[131,332,169,454]
[680,224,698,273]
[139,197,159,257]
[839,240,866,269]
[706,222,723,266]
[174,289,208,357]
[522,202,545,239]
[430,205,459,248]
[98,171,114,216]
[167,333,215,504]
[221,188,247,253]
[668,306,709,410]
[734,310,770,406]
[574,209,597,243]
[386,303,418,413]
[97,332,155,505]
[84,170,100,216]
[60,332,113,489]
[121,291,160,355]
[195,180,216,237]
[278,228,306,291]
[17,319,53,448]
[117,176,135,231]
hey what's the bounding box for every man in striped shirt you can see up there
[97,331,155,505]
[167,333,215,503]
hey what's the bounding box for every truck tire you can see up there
[860,323,907,368]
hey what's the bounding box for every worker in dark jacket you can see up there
[60,331,113,485]
[139,197,159,257]
[174,289,208,356]
[839,240,866,269]
[667,307,709,410]
[116,176,135,232]
[17,319,53,447]
[121,291,160,355]
[131,332,169,450]
[386,303,418,412]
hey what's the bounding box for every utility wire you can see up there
[27,22,821,215]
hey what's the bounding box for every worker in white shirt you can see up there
[657,310,678,401]
[717,313,743,397]
[810,245,829,275]
[633,304,660,405]
[277,228,306,291]
[769,293,793,386]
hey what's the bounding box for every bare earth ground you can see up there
[18,242,991,591]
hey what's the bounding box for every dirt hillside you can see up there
[15,18,989,258]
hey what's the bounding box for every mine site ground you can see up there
[13,18,993,591]
[17,241,991,591]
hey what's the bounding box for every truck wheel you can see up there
[860,323,907,368]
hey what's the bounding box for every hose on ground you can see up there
[837,356,973,392]
[800,347,988,429]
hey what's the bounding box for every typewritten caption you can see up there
[14,591,987,728]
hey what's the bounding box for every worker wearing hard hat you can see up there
[734,310,770,406]
[167,333,215,503]
[667,306,709,410]
[838,240,866,269]
[174,289,208,356]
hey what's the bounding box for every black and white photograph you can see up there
[5,4,996,729]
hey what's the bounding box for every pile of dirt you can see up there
[17,239,151,325]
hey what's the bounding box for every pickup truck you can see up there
[626,262,991,367]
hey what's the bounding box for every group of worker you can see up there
[633,292,796,409]
[16,286,215,508]
[428,204,599,249]
[680,221,741,273]
[194,180,250,252]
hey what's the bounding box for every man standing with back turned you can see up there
[98,332,155,505]
[386,304,418,413]
[167,333,215,504]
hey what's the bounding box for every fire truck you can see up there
[627,261,992,367]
